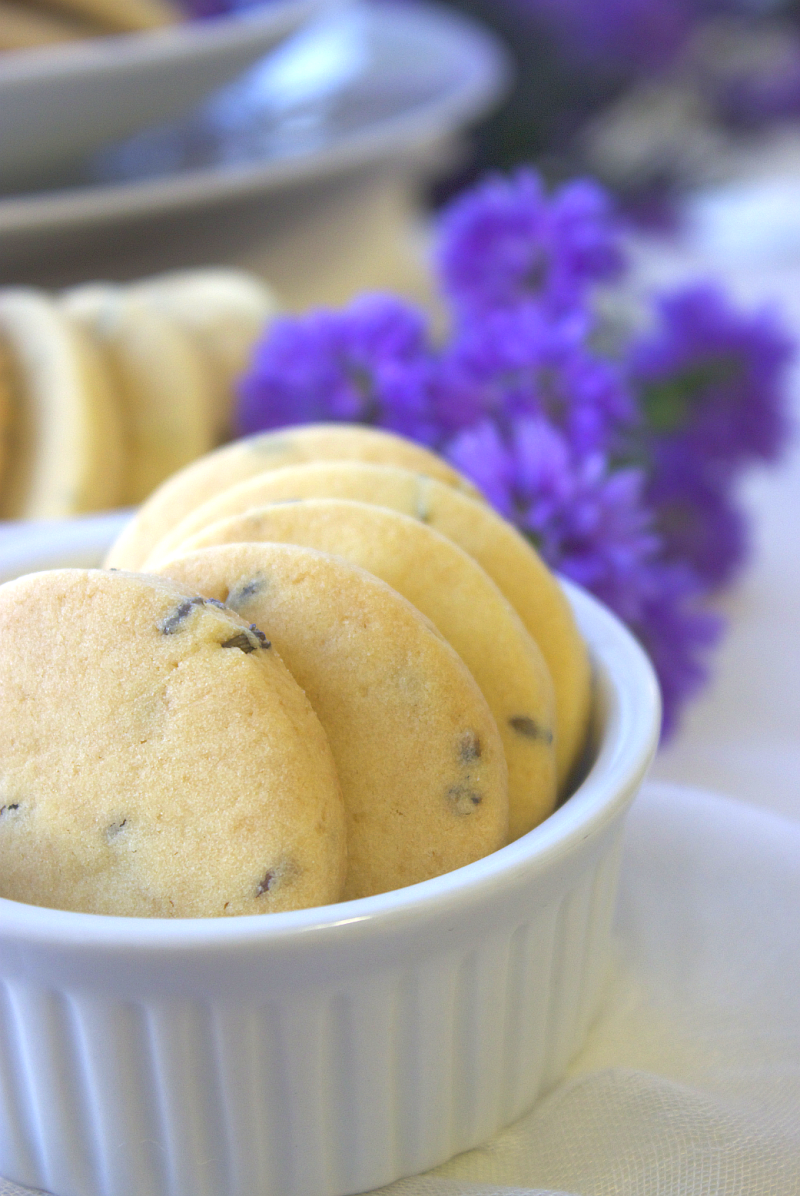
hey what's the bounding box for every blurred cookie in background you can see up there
[0,289,124,518]
[0,0,105,50]
[130,268,278,441]
[63,284,216,505]
[0,0,179,50]
[0,267,277,519]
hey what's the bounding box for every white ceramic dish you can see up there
[0,514,660,1196]
[0,0,339,192]
[0,1,508,281]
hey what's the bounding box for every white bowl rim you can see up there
[0,579,660,949]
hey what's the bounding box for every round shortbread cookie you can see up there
[63,285,215,505]
[104,424,483,571]
[0,289,124,519]
[0,569,345,918]
[158,542,509,899]
[130,268,278,441]
[173,499,557,840]
[148,460,591,790]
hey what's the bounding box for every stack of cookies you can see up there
[0,424,592,918]
[0,269,277,520]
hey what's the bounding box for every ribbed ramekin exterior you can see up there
[0,578,660,1196]
[0,826,624,1196]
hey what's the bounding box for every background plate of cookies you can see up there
[0,1,508,287]
[0,0,339,192]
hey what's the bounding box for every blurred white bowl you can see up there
[0,1,509,286]
[0,514,660,1196]
[0,0,340,192]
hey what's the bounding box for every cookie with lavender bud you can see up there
[146,460,590,791]
[171,498,557,840]
[157,541,508,899]
[0,569,345,917]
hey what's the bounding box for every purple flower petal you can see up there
[630,283,794,469]
[235,294,438,444]
[436,168,624,319]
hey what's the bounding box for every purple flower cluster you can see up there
[435,306,634,452]
[630,285,793,588]
[436,169,623,319]
[718,43,800,131]
[632,286,790,469]
[238,296,439,447]
[510,0,694,73]
[179,0,261,20]
[446,417,658,620]
[235,167,792,736]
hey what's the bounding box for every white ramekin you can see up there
[0,519,660,1196]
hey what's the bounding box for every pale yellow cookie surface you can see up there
[176,499,557,840]
[104,424,483,571]
[148,460,591,789]
[0,289,124,518]
[63,285,215,505]
[0,569,345,918]
[0,0,102,49]
[158,542,508,899]
[130,268,278,441]
[39,0,179,33]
